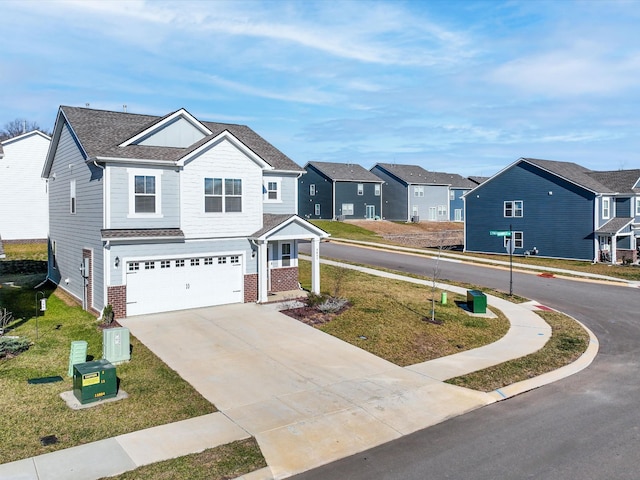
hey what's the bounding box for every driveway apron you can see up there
[121,304,493,479]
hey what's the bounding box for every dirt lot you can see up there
[347,219,464,248]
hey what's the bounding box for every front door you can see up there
[366,205,375,219]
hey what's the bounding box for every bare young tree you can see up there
[0,118,50,141]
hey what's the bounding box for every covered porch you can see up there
[250,214,330,304]
[596,217,636,264]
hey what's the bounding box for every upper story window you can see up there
[602,197,610,219]
[414,186,424,197]
[267,181,278,200]
[449,190,455,201]
[375,184,381,196]
[504,200,523,217]
[357,184,364,195]
[205,177,242,213]
[135,176,156,213]
[310,184,316,196]
[636,197,640,216]
[264,179,281,202]
[70,179,76,214]
[128,169,162,217]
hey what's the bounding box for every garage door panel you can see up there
[126,255,243,316]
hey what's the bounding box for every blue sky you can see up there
[2,0,640,176]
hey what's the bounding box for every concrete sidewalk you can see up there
[0,263,599,480]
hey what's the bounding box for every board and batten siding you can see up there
[48,123,105,309]
[108,237,255,286]
[465,161,596,261]
[298,167,333,219]
[107,165,180,230]
[263,173,298,215]
[0,132,50,240]
[181,138,263,238]
[370,166,408,221]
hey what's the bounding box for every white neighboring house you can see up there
[0,131,51,240]
[42,106,329,319]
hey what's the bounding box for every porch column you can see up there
[311,237,321,295]
[611,234,617,264]
[258,241,269,303]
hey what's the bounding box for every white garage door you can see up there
[126,255,243,316]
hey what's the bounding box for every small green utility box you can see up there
[73,359,117,404]
[467,289,487,314]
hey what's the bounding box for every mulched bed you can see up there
[281,302,351,326]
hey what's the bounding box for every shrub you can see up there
[317,297,348,314]
[0,337,31,358]
[102,304,114,325]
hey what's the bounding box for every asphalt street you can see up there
[294,241,640,480]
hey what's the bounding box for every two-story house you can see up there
[298,161,383,220]
[0,130,50,241]
[370,163,450,222]
[464,157,640,263]
[42,106,328,319]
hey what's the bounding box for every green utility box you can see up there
[467,289,487,314]
[73,359,117,404]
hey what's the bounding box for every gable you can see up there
[134,116,208,148]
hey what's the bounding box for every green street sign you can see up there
[490,230,512,237]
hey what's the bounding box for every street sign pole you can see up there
[509,224,513,296]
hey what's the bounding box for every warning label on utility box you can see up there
[82,372,100,387]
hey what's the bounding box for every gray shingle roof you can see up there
[373,163,473,187]
[61,106,303,172]
[522,158,613,193]
[468,176,489,185]
[307,161,382,182]
[595,217,634,235]
[251,214,296,238]
[101,228,185,240]
[587,170,640,194]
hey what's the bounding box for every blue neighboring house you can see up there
[447,174,476,222]
[370,163,456,222]
[464,157,640,263]
[298,161,383,220]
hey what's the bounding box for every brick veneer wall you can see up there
[244,274,258,302]
[618,249,638,264]
[270,266,299,292]
[107,285,127,319]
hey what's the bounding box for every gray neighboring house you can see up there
[42,106,328,319]
[370,163,451,222]
[298,161,383,220]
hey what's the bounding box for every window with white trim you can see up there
[264,179,280,202]
[281,243,291,267]
[175,259,185,267]
[160,261,170,269]
[342,203,354,215]
[375,184,381,196]
[70,180,76,214]
[504,200,523,217]
[357,184,364,196]
[310,184,316,196]
[205,177,242,212]
[315,203,321,216]
[636,197,640,216]
[438,205,446,217]
[135,176,156,213]
[449,190,455,201]
[414,186,424,197]
[602,197,610,219]
[230,255,240,264]
[204,257,213,265]
[128,169,162,217]
[504,231,523,249]
[190,258,200,267]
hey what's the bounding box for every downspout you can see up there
[92,159,108,315]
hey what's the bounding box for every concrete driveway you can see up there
[121,303,493,479]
